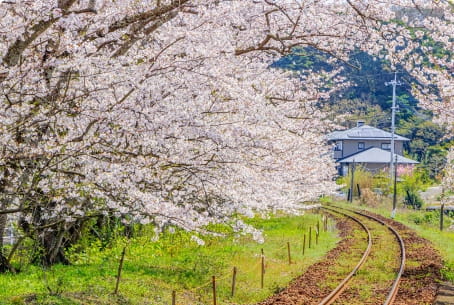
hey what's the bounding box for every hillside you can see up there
[273,47,452,179]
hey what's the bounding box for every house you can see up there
[327,121,418,176]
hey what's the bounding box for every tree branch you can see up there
[2,0,78,67]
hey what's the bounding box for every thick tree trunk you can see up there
[40,228,71,266]
[22,215,85,267]
[0,202,12,273]
[0,212,6,250]
[0,253,11,273]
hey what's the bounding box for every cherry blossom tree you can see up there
[442,148,454,193]
[0,0,452,267]
[401,3,454,194]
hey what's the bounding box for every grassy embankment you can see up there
[0,212,339,305]
[326,198,454,283]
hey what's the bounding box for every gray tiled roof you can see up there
[327,125,410,141]
[337,147,419,164]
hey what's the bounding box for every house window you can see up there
[381,143,391,150]
[358,142,365,150]
[334,141,343,151]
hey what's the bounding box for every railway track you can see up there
[320,206,405,305]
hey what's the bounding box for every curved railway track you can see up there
[321,206,405,305]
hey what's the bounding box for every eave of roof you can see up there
[337,147,419,164]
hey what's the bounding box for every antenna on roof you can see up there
[385,71,402,218]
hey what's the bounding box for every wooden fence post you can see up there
[287,242,291,265]
[114,246,126,295]
[309,227,312,249]
[212,275,217,305]
[231,267,237,297]
[261,249,265,289]
[441,203,445,231]
[303,234,306,255]
[172,290,176,305]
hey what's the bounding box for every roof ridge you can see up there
[327,124,410,141]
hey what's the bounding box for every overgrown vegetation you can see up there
[0,212,338,305]
[337,165,435,209]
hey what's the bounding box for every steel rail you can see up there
[343,208,406,305]
[323,206,406,305]
[318,207,372,305]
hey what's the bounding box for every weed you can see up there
[0,213,338,305]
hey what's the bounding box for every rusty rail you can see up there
[322,206,406,305]
[348,209,406,305]
[319,207,372,305]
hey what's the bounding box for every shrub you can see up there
[359,188,381,207]
[403,189,424,209]
[342,166,375,197]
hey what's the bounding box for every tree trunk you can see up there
[0,211,6,250]
[40,226,70,266]
[0,201,12,272]
[23,216,85,267]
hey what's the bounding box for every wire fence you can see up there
[114,215,335,305]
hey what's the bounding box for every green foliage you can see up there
[273,44,451,180]
[403,189,424,209]
[318,195,334,204]
[398,170,429,209]
[7,294,80,305]
[442,261,454,283]
[407,211,440,225]
[423,145,448,180]
[340,166,387,196]
[0,213,338,305]
[273,47,419,113]
[398,117,449,180]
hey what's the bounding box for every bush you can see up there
[403,189,424,209]
[341,166,375,197]
[408,211,440,225]
[359,188,381,207]
[399,170,428,209]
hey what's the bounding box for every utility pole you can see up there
[385,72,402,218]
[392,154,398,217]
[440,187,445,231]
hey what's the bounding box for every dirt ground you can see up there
[256,210,443,305]
[363,211,443,305]
[256,215,357,305]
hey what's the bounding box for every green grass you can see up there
[0,212,339,305]
[327,198,454,283]
[321,221,366,293]
[329,208,400,304]
[318,209,399,304]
